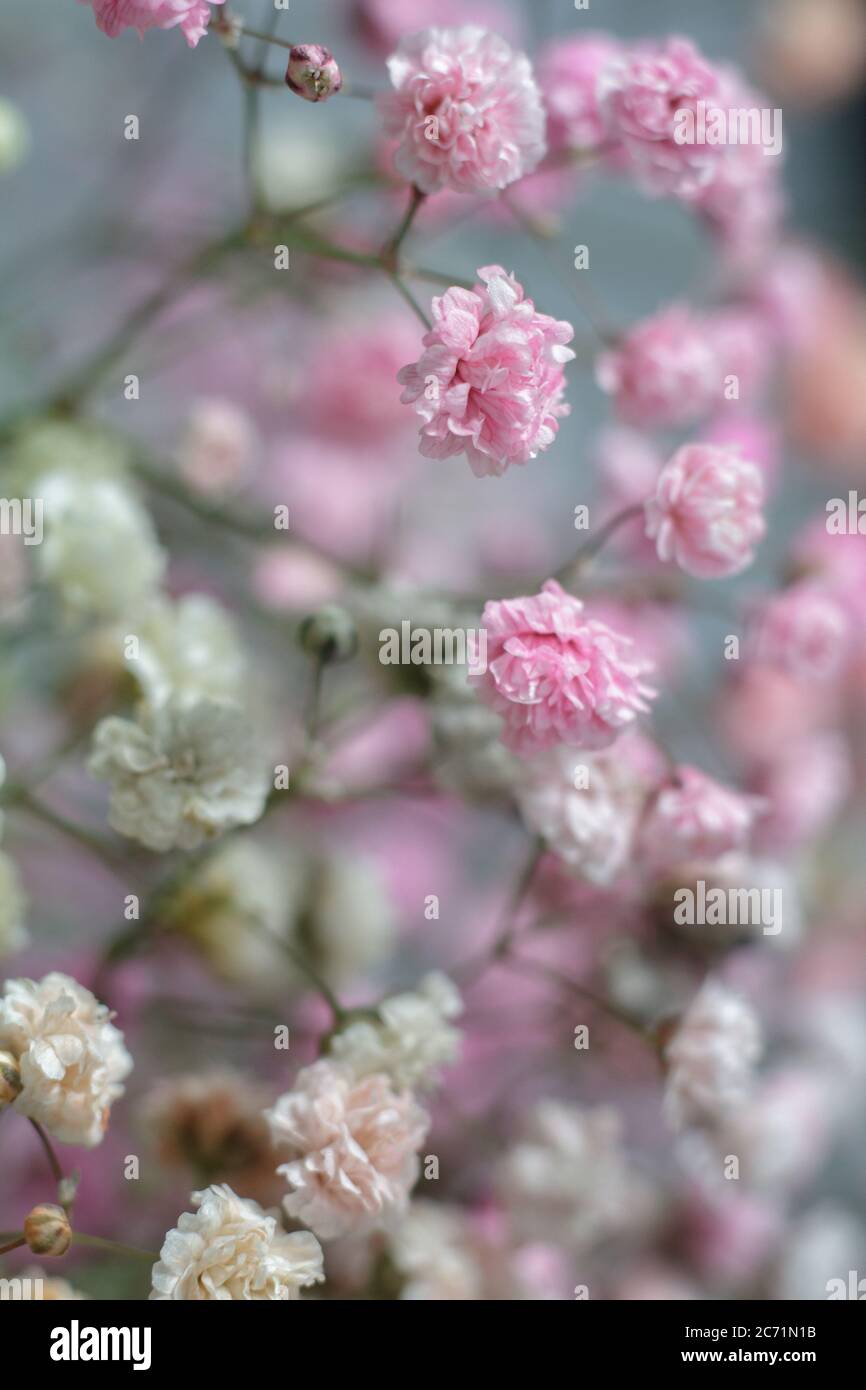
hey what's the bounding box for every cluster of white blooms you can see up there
[389,1201,482,1301]
[88,696,269,851]
[498,1101,650,1251]
[36,471,165,620]
[329,972,462,1090]
[266,1059,429,1239]
[150,1184,324,1301]
[0,972,132,1147]
[7,420,128,493]
[117,592,248,708]
[663,980,762,1131]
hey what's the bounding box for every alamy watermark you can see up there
[673,101,783,158]
[0,497,43,545]
[379,622,488,675]
[673,880,783,936]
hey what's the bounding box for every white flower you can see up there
[150,1184,324,1301]
[88,697,268,851]
[179,398,256,494]
[0,851,29,958]
[7,421,127,496]
[663,980,762,1131]
[498,1102,649,1251]
[329,972,462,1090]
[0,97,29,174]
[118,593,247,707]
[266,1060,429,1240]
[389,1201,482,1301]
[37,472,165,620]
[515,745,643,884]
[0,973,132,1147]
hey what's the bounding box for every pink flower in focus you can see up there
[747,583,849,679]
[596,306,721,429]
[470,579,656,756]
[80,0,224,46]
[598,38,727,198]
[266,1060,429,1239]
[640,765,764,866]
[645,443,765,579]
[379,27,546,195]
[397,266,574,476]
[535,34,622,153]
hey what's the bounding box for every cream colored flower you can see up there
[37,472,165,620]
[267,1060,429,1239]
[0,850,29,958]
[89,696,268,851]
[663,980,762,1131]
[118,592,248,707]
[0,973,132,1147]
[389,1201,482,1301]
[329,972,462,1090]
[150,1184,324,1301]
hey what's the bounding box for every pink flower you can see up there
[535,34,622,153]
[379,27,546,195]
[397,266,574,476]
[663,980,762,1130]
[747,583,849,679]
[285,45,342,103]
[470,579,656,756]
[645,443,765,579]
[266,1060,429,1239]
[640,765,764,866]
[298,313,421,444]
[598,38,727,198]
[596,306,722,429]
[179,398,255,495]
[750,734,850,853]
[80,0,224,46]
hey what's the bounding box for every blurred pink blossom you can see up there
[645,443,765,579]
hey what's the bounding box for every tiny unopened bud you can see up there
[285,45,343,103]
[0,1049,22,1107]
[299,606,358,663]
[24,1204,72,1257]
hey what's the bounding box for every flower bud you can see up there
[285,45,343,103]
[0,1049,22,1107]
[298,605,358,663]
[24,1204,72,1258]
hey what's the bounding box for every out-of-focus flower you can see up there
[296,313,420,445]
[357,0,518,58]
[178,398,256,495]
[0,97,29,174]
[535,34,621,153]
[389,1201,482,1300]
[680,1184,783,1284]
[36,473,165,620]
[757,0,866,107]
[398,265,574,477]
[80,0,225,48]
[773,1204,865,1301]
[285,45,342,102]
[329,973,462,1090]
[24,1204,72,1258]
[714,1068,836,1193]
[514,743,646,884]
[114,592,247,708]
[380,27,546,195]
[17,1267,87,1300]
[88,697,268,851]
[150,1184,324,1300]
[0,973,132,1148]
[267,1060,429,1239]
[747,583,849,679]
[144,1069,278,1202]
[596,306,721,429]
[645,443,765,579]
[663,980,762,1131]
[470,580,655,756]
[751,734,850,853]
[0,851,28,958]
[498,1102,649,1250]
[598,37,727,198]
[639,766,764,867]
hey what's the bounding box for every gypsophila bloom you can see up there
[150,1184,324,1300]
[663,981,762,1131]
[747,582,849,679]
[470,580,655,756]
[380,27,546,195]
[398,266,574,476]
[285,45,342,102]
[596,305,722,430]
[515,744,644,885]
[36,472,165,620]
[144,1069,277,1202]
[498,1102,649,1250]
[0,851,28,958]
[0,973,132,1147]
[639,765,764,868]
[536,34,621,153]
[598,37,727,198]
[117,593,247,707]
[88,697,268,852]
[329,972,462,1090]
[389,1201,482,1301]
[80,0,225,48]
[179,398,256,495]
[267,1060,429,1239]
[645,443,766,579]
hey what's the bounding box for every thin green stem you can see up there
[387,273,432,328]
[555,503,645,585]
[0,1236,26,1256]
[29,1119,64,1187]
